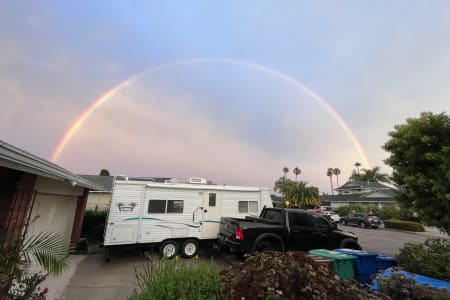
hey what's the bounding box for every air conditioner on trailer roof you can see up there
[188,177,208,184]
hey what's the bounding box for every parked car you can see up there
[217,207,361,257]
[340,213,382,229]
[324,211,341,222]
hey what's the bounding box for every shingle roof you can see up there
[0,140,103,190]
[320,194,394,203]
[336,180,394,190]
[79,175,114,191]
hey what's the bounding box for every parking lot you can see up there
[58,227,447,300]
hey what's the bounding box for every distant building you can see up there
[320,180,396,209]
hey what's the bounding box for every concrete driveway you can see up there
[58,247,232,300]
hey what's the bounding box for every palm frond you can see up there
[21,232,70,276]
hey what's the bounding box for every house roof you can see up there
[79,175,114,191]
[319,194,394,203]
[0,140,103,190]
[336,180,394,191]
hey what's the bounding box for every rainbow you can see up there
[50,57,371,168]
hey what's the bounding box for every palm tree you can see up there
[293,167,301,182]
[0,231,70,296]
[288,181,320,207]
[354,162,361,175]
[327,168,334,195]
[360,166,390,183]
[282,167,289,179]
[333,168,341,188]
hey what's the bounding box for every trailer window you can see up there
[167,200,184,213]
[148,200,166,213]
[148,200,184,213]
[238,201,258,213]
[209,193,216,207]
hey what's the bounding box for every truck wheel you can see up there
[160,240,178,259]
[340,219,347,226]
[181,239,198,258]
[339,238,362,250]
[254,239,281,252]
[359,222,366,228]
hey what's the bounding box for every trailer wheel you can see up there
[181,239,199,258]
[160,240,178,259]
[104,248,111,263]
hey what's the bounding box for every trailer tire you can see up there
[339,238,362,250]
[160,240,178,259]
[181,239,199,258]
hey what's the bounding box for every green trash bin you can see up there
[309,249,356,279]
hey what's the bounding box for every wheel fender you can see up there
[252,233,285,252]
[339,238,362,250]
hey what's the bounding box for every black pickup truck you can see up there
[217,207,361,256]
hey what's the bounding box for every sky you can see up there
[1,1,449,193]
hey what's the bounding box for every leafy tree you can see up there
[273,177,320,207]
[349,166,390,183]
[383,112,450,234]
[99,169,110,176]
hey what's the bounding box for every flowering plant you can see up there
[8,272,48,300]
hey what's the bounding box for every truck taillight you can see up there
[235,226,244,240]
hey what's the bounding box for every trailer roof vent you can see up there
[115,175,128,181]
[188,177,208,184]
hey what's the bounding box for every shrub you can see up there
[384,220,425,232]
[80,210,107,242]
[376,273,450,300]
[130,258,222,300]
[337,204,367,217]
[220,251,387,300]
[397,238,450,281]
[378,205,400,220]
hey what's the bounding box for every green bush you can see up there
[384,220,425,232]
[397,238,450,282]
[220,252,386,299]
[378,205,400,220]
[80,210,107,242]
[131,258,222,300]
[337,204,366,217]
[376,273,450,300]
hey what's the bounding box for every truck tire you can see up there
[339,238,362,250]
[180,239,198,258]
[340,219,347,226]
[160,240,178,259]
[359,222,366,229]
[253,234,284,252]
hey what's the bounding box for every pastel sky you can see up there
[1,1,449,193]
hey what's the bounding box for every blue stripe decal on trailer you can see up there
[122,217,200,228]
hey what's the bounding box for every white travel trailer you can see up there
[103,177,272,259]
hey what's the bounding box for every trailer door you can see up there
[201,192,222,239]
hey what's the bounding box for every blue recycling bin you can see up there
[376,255,397,271]
[334,248,378,276]
[373,268,450,291]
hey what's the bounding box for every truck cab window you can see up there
[289,212,312,227]
[264,210,282,223]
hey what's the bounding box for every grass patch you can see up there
[130,257,222,300]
